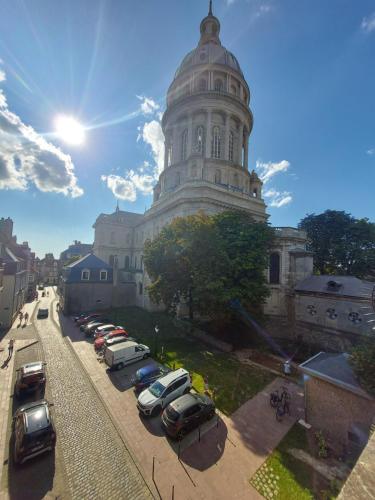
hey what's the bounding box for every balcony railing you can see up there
[167,88,249,111]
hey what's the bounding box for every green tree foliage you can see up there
[349,338,375,396]
[144,211,275,319]
[298,210,375,277]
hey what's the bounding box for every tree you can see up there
[349,337,375,397]
[298,210,375,278]
[144,210,275,319]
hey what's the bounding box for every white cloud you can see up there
[263,188,292,208]
[0,69,5,82]
[142,119,165,174]
[101,175,136,202]
[366,148,374,155]
[361,12,375,33]
[0,67,83,197]
[137,95,160,116]
[256,159,290,183]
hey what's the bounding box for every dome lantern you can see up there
[199,1,221,46]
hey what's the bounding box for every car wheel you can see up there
[151,405,162,417]
[117,362,124,371]
[143,353,149,360]
[207,410,215,421]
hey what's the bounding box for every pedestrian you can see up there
[19,311,23,323]
[8,339,14,359]
[24,312,29,325]
[56,302,60,312]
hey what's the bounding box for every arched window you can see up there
[199,79,207,91]
[269,253,280,284]
[167,143,173,167]
[229,131,234,162]
[231,85,237,95]
[211,126,221,159]
[181,129,188,160]
[214,79,223,92]
[215,169,222,184]
[124,256,130,270]
[195,125,204,154]
[253,188,258,198]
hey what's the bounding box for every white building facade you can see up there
[93,4,313,315]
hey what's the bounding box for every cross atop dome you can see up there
[199,0,221,46]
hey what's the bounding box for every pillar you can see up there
[238,123,244,166]
[225,113,230,160]
[244,130,249,169]
[187,114,193,157]
[206,110,212,159]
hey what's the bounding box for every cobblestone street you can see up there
[0,289,152,499]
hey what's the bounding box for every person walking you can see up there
[24,312,29,325]
[19,311,23,324]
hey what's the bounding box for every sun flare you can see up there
[54,115,85,145]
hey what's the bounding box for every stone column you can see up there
[225,113,230,160]
[238,123,244,166]
[187,114,193,158]
[244,130,249,169]
[164,132,169,168]
[205,110,212,159]
[172,126,178,165]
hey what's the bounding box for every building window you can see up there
[229,131,234,162]
[81,269,90,281]
[214,79,223,92]
[167,143,173,166]
[181,129,188,160]
[269,253,280,284]
[139,282,143,295]
[307,305,317,316]
[195,126,204,154]
[253,189,258,198]
[231,84,237,95]
[211,126,221,159]
[214,169,222,184]
[199,79,207,91]
[134,256,138,269]
[100,270,108,281]
[326,308,338,319]
[124,256,130,270]
[348,312,362,324]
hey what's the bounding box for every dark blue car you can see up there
[133,364,171,392]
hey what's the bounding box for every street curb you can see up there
[50,300,157,499]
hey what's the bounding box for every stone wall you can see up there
[305,377,375,454]
[62,282,113,314]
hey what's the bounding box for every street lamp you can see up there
[154,325,159,358]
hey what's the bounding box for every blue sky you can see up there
[0,0,374,257]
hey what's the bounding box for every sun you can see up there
[54,115,85,145]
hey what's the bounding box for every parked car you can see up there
[76,313,102,327]
[81,318,112,334]
[74,312,92,322]
[37,285,44,291]
[94,324,124,338]
[137,368,192,418]
[133,364,171,393]
[12,400,56,465]
[104,342,150,371]
[103,335,136,350]
[161,393,215,439]
[15,362,47,398]
[37,308,48,319]
[94,329,129,351]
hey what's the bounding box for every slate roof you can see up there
[93,209,144,228]
[295,275,374,299]
[299,352,373,400]
[63,253,113,284]
[66,253,110,269]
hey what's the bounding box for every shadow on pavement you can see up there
[138,412,165,438]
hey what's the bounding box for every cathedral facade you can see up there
[93,4,313,319]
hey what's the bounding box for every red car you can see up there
[94,329,128,351]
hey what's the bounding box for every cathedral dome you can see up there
[173,2,243,80]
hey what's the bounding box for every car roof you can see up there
[138,363,159,376]
[108,341,139,352]
[97,324,114,330]
[24,404,50,433]
[156,368,189,387]
[170,393,198,413]
[22,362,44,374]
[38,308,48,312]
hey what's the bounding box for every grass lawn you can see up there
[111,306,274,415]
[250,424,339,500]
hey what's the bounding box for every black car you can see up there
[161,393,215,440]
[74,312,91,322]
[37,308,49,319]
[133,364,171,392]
[15,362,46,398]
[13,400,56,465]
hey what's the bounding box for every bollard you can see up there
[172,484,175,500]
[152,456,155,481]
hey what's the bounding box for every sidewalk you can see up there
[56,309,304,500]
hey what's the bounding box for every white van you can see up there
[104,342,150,370]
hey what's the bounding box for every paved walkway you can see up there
[57,306,305,500]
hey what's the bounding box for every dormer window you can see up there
[100,270,108,281]
[81,269,90,281]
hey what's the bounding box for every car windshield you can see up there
[148,381,165,398]
[24,427,52,446]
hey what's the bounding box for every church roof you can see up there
[295,275,374,299]
[65,253,111,269]
[93,209,144,228]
